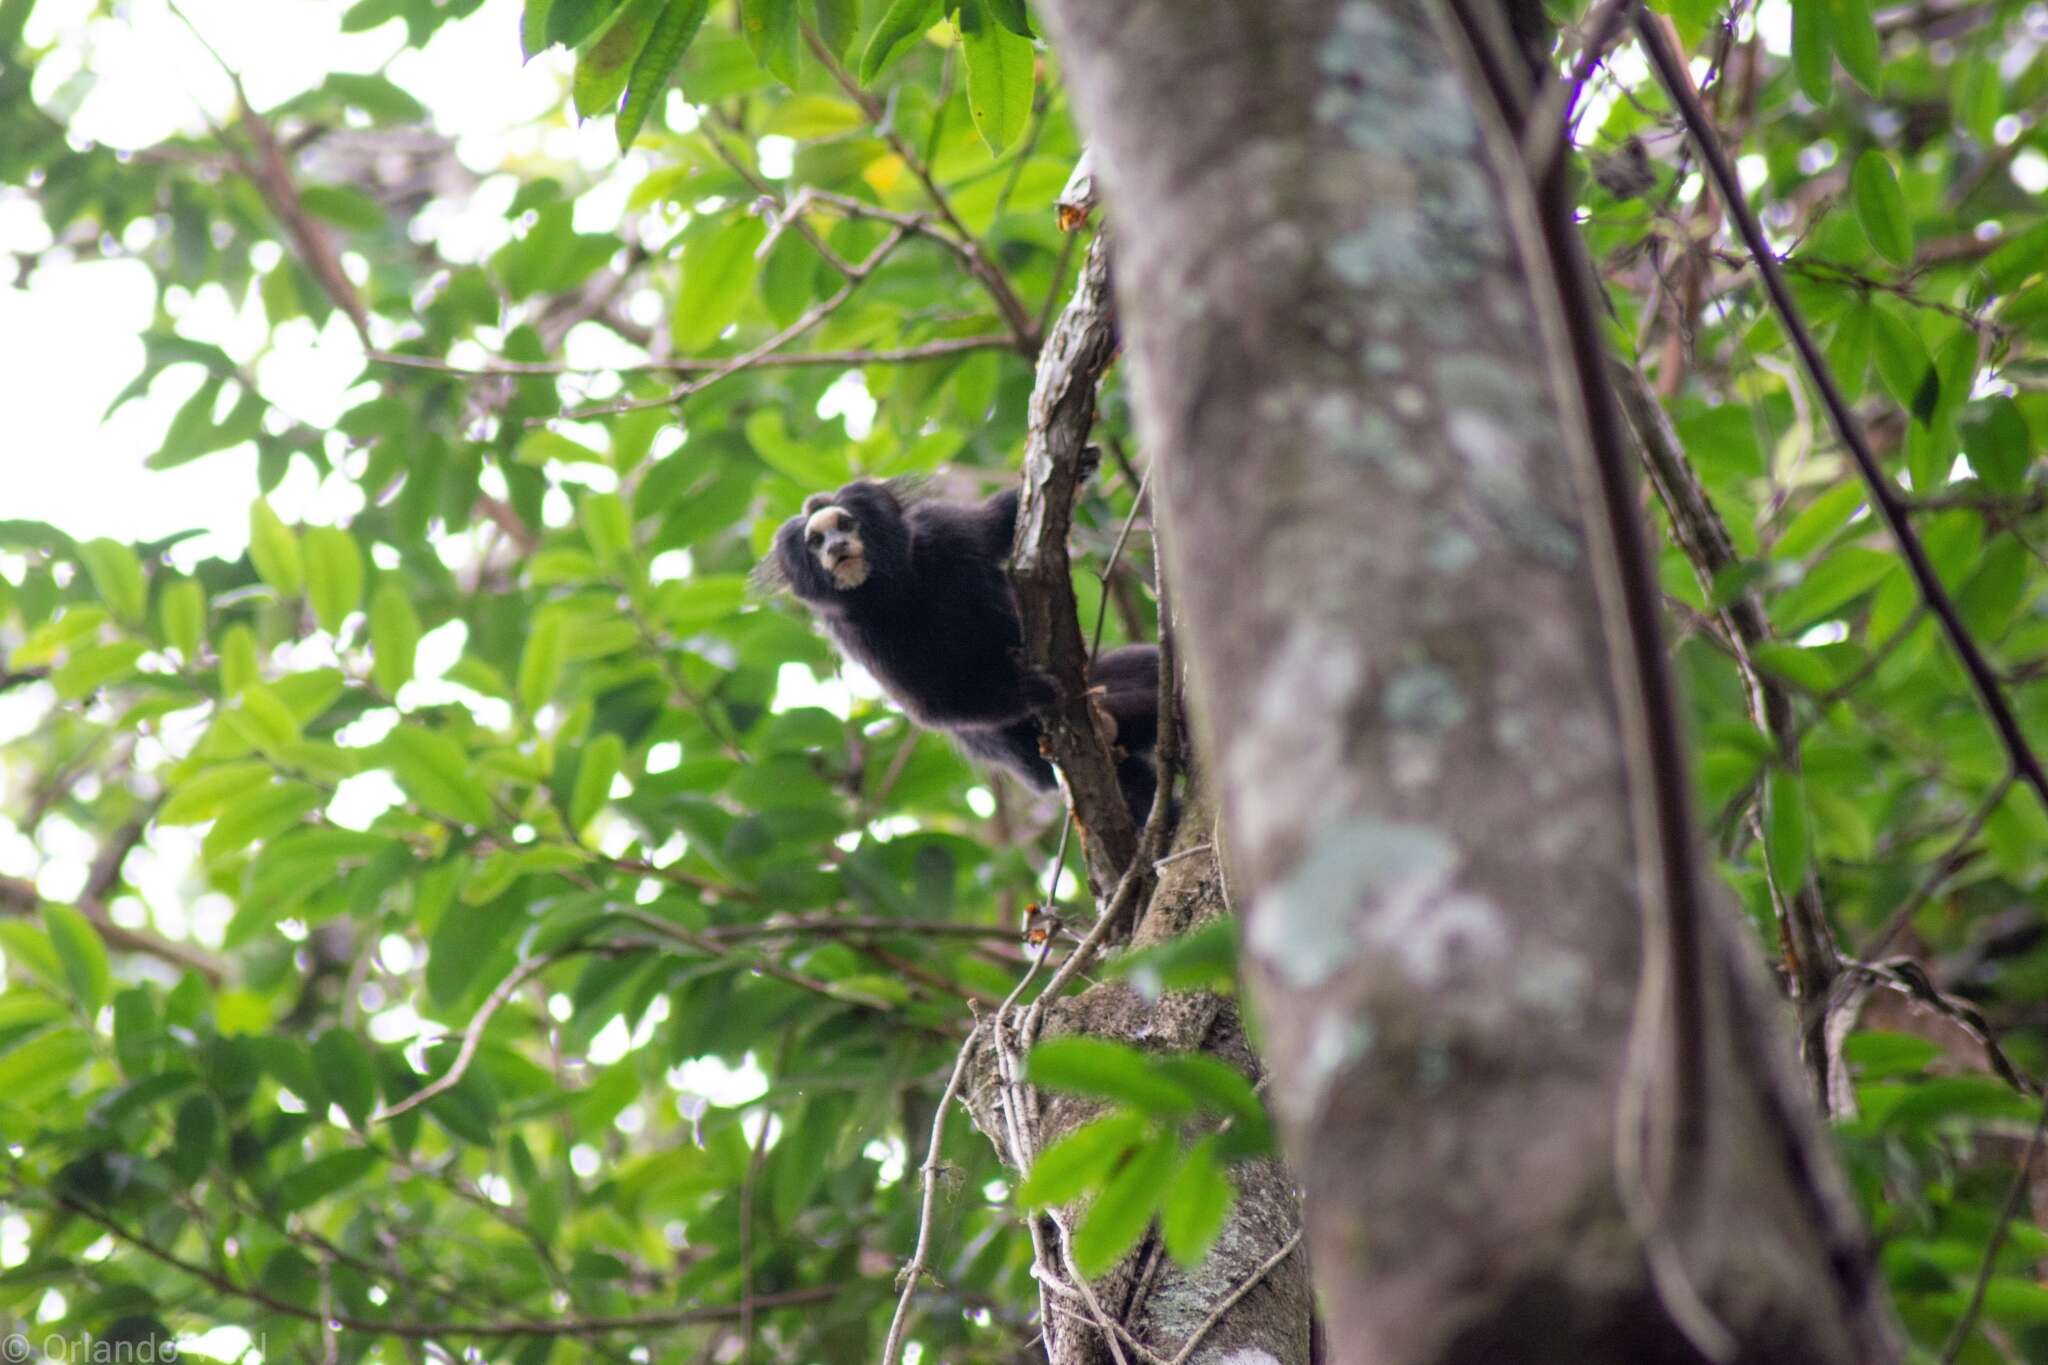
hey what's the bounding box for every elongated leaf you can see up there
[159,577,205,660]
[1790,0,1831,104]
[1869,306,1935,421]
[574,0,662,119]
[1961,398,2033,494]
[519,610,566,714]
[1851,152,1912,267]
[369,580,422,695]
[276,1150,380,1213]
[1072,1129,1175,1277]
[956,0,1033,155]
[303,526,365,634]
[860,0,940,83]
[1028,1037,1194,1115]
[570,731,625,830]
[1161,1135,1233,1267]
[382,725,495,827]
[78,538,146,625]
[313,1030,378,1127]
[247,499,304,597]
[44,904,111,1015]
[812,0,858,57]
[672,217,769,352]
[1825,0,1881,92]
[1018,1112,1150,1208]
[618,0,710,149]
[741,0,799,87]
[1764,767,1811,894]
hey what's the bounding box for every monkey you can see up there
[759,478,1162,823]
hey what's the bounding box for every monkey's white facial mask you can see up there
[804,506,870,589]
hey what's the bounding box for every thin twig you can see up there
[800,23,1039,351]
[373,948,580,1123]
[1166,1229,1303,1365]
[879,1028,984,1365]
[1938,1092,2048,1363]
[1859,774,2013,959]
[366,335,1011,380]
[57,1197,837,1339]
[560,226,913,420]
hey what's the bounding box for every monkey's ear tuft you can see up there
[879,473,930,508]
[802,491,835,515]
[749,552,791,596]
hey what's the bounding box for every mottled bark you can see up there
[1031,2,1898,1363]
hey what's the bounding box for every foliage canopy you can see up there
[2,0,2048,1359]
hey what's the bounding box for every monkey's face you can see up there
[804,505,869,589]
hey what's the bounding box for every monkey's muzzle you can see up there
[805,506,870,589]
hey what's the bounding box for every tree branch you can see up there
[1010,233,1138,891]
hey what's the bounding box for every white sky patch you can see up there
[1,0,582,550]
[817,370,878,439]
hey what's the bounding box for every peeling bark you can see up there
[1030,1,1900,1362]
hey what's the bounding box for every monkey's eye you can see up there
[806,531,824,548]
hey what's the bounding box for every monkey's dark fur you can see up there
[764,479,1161,821]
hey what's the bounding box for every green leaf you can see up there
[1150,1054,1266,1132]
[276,1150,380,1214]
[1772,481,1865,561]
[233,680,302,752]
[1869,306,1934,421]
[248,499,304,598]
[516,429,607,467]
[428,897,522,1006]
[303,527,365,634]
[1017,1111,1150,1208]
[574,0,662,119]
[984,0,1031,36]
[1850,152,1912,268]
[672,216,769,352]
[51,641,146,699]
[299,185,385,236]
[369,580,422,695]
[313,1030,378,1127]
[1825,0,1880,92]
[859,0,940,83]
[570,731,625,830]
[78,537,147,626]
[812,0,858,57]
[219,623,260,694]
[1955,56,2000,144]
[161,761,274,825]
[1789,0,1831,104]
[202,781,324,862]
[1961,398,2033,494]
[159,578,205,661]
[1028,1037,1195,1115]
[549,0,627,47]
[617,0,709,150]
[1842,1030,1940,1078]
[580,490,636,565]
[44,904,111,1015]
[741,0,799,87]
[1767,545,1896,631]
[519,610,567,714]
[1072,1129,1175,1277]
[1764,767,1811,893]
[956,0,1033,155]
[382,726,495,827]
[1161,1135,1233,1267]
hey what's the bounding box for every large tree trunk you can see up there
[1032,2,1901,1362]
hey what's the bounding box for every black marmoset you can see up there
[762,478,1161,822]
